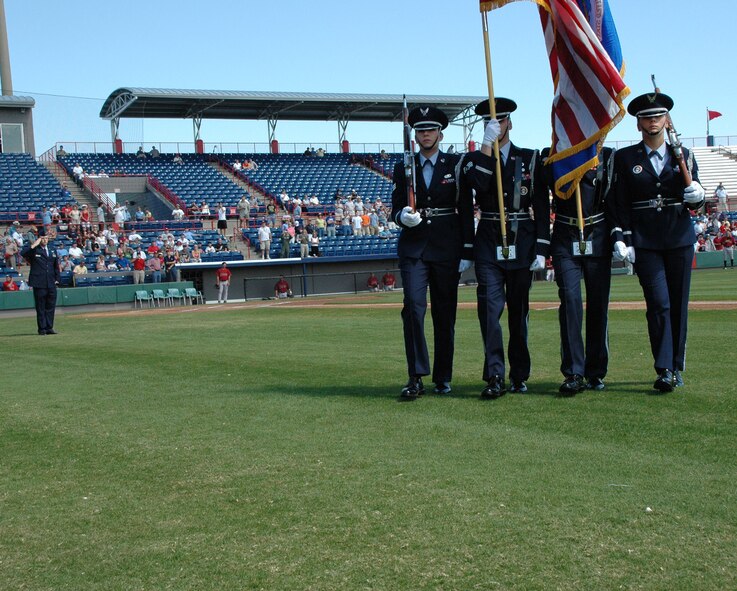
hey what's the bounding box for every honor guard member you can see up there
[460,98,549,398]
[542,147,615,395]
[392,105,475,400]
[21,227,60,335]
[607,92,705,393]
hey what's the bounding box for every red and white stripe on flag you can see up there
[538,0,629,198]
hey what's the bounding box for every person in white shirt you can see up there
[171,206,185,221]
[68,244,84,259]
[217,203,228,236]
[257,221,272,259]
[352,213,363,236]
[113,204,127,225]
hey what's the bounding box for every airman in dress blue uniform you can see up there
[607,92,705,393]
[460,98,550,398]
[392,106,475,400]
[21,227,60,335]
[542,147,615,395]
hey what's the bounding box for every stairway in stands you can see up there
[691,146,737,208]
[42,161,98,209]
[208,161,271,205]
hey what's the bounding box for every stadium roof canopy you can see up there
[99,87,487,143]
[0,95,35,109]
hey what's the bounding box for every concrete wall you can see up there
[0,106,34,156]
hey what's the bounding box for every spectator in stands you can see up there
[325,213,336,238]
[173,153,184,165]
[164,249,178,282]
[144,209,153,222]
[72,163,84,186]
[232,160,242,172]
[266,201,277,227]
[190,244,202,262]
[57,145,67,157]
[50,204,61,224]
[96,202,106,230]
[41,207,52,232]
[298,228,309,258]
[204,242,216,254]
[309,232,320,257]
[95,255,107,272]
[280,229,292,259]
[73,260,88,285]
[279,189,290,211]
[380,149,390,161]
[68,243,84,261]
[149,146,160,158]
[292,201,302,219]
[217,203,228,237]
[369,209,379,236]
[133,206,145,222]
[274,276,292,298]
[136,146,146,158]
[80,205,91,231]
[382,271,396,291]
[132,250,146,284]
[112,203,127,227]
[215,237,228,252]
[341,215,352,236]
[377,224,392,239]
[309,194,319,206]
[68,205,81,233]
[352,212,363,236]
[147,251,162,283]
[3,235,17,269]
[2,274,18,291]
[355,197,365,216]
[200,201,211,217]
[303,147,312,156]
[238,195,250,225]
[367,273,380,292]
[172,205,185,221]
[714,182,729,212]
[257,221,272,260]
[216,262,232,303]
[59,255,73,273]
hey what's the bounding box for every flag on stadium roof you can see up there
[708,109,723,121]
[479,0,629,199]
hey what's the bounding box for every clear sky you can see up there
[4,0,735,154]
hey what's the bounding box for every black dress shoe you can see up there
[46,329,57,335]
[509,380,528,393]
[399,377,424,401]
[480,375,506,400]
[586,377,605,391]
[38,330,47,335]
[559,375,585,396]
[653,370,675,393]
[673,371,684,388]
[433,382,452,395]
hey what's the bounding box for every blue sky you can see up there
[5,0,735,154]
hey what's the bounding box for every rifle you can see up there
[651,75,692,185]
[402,95,417,211]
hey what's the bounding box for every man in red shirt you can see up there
[367,273,380,292]
[2,275,19,291]
[381,272,396,291]
[718,222,734,268]
[132,252,146,284]
[215,262,232,303]
[274,276,292,299]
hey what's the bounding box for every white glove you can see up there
[529,255,546,271]
[400,206,422,227]
[458,259,473,274]
[684,181,705,204]
[613,241,628,262]
[482,119,502,146]
[626,246,636,264]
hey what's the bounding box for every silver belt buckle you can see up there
[649,196,665,211]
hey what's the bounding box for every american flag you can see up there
[480,0,629,199]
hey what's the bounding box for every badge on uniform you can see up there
[496,245,517,260]
[572,241,594,256]
[633,165,643,174]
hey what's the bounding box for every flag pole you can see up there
[481,10,509,259]
[574,184,587,254]
[706,107,710,138]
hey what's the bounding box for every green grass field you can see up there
[2,270,736,590]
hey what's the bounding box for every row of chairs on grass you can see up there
[134,287,204,308]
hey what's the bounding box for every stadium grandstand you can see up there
[2,85,737,305]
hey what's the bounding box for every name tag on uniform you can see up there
[572,241,594,256]
[496,245,517,261]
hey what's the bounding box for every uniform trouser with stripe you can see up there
[634,245,693,372]
[33,286,57,333]
[552,254,611,379]
[399,257,459,383]
[476,262,532,382]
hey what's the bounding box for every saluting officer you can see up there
[460,98,549,398]
[392,106,474,400]
[607,92,705,393]
[542,147,615,395]
[21,227,60,335]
